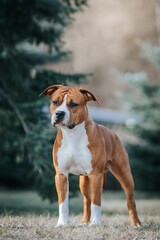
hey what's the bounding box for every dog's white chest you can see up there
[57,122,92,176]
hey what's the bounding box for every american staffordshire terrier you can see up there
[40,85,141,227]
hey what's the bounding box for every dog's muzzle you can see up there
[55,110,65,123]
[52,110,75,129]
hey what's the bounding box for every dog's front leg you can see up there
[88,173,102,226]
[55,172,69,226]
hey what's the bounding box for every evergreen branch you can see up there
[35,70,91,87]
[19,51,70,65]
[0,87,30,134]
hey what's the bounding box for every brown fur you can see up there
[40,85,141,227]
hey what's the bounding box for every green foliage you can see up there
[121,49,160,191]
[0,0,87,201]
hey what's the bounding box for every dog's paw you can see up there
[55,222,69,228]
[77,222,88,227]
[55,218,69,227]
[89,220,102,227]
[80,217,90,224]
[134,223,142,229]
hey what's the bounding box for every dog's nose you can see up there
[55,111,65,120]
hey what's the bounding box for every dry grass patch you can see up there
[0,214,160,239]
[0,191,160,239]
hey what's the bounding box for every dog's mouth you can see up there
[53,121,76,129]
[53,120,65,127]
[68,123,76,129]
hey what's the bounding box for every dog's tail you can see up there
[102,173,106,190]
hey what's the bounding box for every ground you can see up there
[0,191,160,239]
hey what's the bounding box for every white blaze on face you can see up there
[51,94,70,127]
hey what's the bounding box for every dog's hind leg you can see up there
[88,173,103,225]
[111,162,141,227]
[102,172,107,190]
[79,175,91,223]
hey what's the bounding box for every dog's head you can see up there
[39,85,99,129]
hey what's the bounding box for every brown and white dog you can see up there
[40,85,141,227]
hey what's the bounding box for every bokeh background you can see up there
[0,0,160,238]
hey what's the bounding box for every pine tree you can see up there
[0,0,88,201]
[121,45,160,191]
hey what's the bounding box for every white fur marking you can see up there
[90,203,102,226]
[57,121,92,176]
[51,94,70,126]
[56,180,69,226]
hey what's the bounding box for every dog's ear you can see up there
[39,85,62,97]
[79,87,100,103]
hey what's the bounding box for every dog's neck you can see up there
[60,121,86,142]
[60,114,95,142]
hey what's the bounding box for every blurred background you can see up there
[0,0,160,215]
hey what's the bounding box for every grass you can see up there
[0,191,160,239]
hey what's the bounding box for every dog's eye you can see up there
[69,102,79,108]
[53,100,59,106]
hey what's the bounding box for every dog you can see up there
[40,85,141,227]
